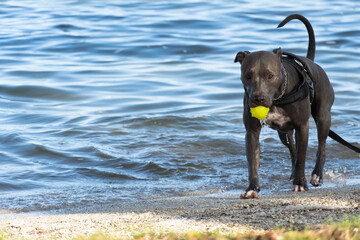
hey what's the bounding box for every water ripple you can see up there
[0,0,359,212]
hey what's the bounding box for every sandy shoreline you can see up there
[1,185,359,239]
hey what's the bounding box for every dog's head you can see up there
[234,48,283,108]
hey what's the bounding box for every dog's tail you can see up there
[277,14,315,61]
[328,129,360,153]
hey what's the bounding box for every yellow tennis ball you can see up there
[250,106,270,120]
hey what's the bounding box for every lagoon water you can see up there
[0,0,359,212]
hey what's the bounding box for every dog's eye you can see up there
[267,74,274,80]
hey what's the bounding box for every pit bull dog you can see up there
[234,14,360,199]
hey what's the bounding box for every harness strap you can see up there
[272,52,315,106]
[271,52,360,154]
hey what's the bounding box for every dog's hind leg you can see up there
[278,130,296,180]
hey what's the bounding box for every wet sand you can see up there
[1,185,359,239]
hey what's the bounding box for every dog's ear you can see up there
[234,51,250,64]
[273,47,282,60]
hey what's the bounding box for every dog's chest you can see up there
[262,107,292,130]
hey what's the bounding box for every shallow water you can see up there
[0,0,359,212]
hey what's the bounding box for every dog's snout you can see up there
[251,94,266,104]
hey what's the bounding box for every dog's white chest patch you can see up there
[262,107,291,129]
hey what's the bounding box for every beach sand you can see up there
[0,185,359,239]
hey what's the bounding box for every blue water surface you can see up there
[0,0,359,212]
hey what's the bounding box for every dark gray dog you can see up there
[234,14,359,199]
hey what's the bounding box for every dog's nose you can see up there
[251,95,266,104]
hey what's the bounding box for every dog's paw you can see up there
[293,185,308,192]
[292,177,308,192]
[310,174,323,187]
[241,190,258,199]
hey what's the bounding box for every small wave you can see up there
[76,168,139,180]
[117,44,215,59]
[139,161,176,176]
[54,24,85,32]
[119,115,212,130]
[6,70,56,79]
[0,85,86,101]
[118,101,189,114]
[0,181,23,191]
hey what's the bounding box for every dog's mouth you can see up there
[249,98,272,109]
[249,102,271,108]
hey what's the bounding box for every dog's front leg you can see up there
[241,104,262,199]
[293,121,309,192]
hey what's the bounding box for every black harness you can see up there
[272,52,315,106]
[270,52,360,153]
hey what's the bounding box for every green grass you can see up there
[87,216,360,240]
[71,215,360,240]
[1,216,359,240]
